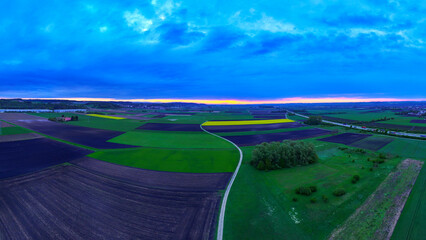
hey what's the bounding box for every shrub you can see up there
[333,188,346,197]
[295,186,312,196]
[310,198,317,203]
[378,153,386,159]
[292,197,298,202]
[256,161,265,170]
[309,186,317,193]
[373,159,385,164]
[353,175,360,181]
[369,167,373,171]
[322,195,328,203]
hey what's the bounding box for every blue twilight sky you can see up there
[1,0,425,100]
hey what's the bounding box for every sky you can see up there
[1,0,426,103]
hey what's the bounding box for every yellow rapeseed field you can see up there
[86,114,126,120]
[202,119,294,126]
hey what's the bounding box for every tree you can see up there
[305,116,322,125]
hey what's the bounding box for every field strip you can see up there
[201,122,243,240]
[86,114,127,120]
[329,159,423,240]
[202,119,294,126]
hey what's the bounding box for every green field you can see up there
[89,147,239,173]
[108,130,234,149]
[0,126,31,135]
[392,165,426,240]
[30,112,143,131]
[224,140,403,239]
[149,113,254,124]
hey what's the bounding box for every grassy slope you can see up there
[391,165,426,240]
[89,147,239,173]
[30,112,143,132]
[224,140,403,240]
[108,130,234,149]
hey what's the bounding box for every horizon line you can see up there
[2,96,425,105]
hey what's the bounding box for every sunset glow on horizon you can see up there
[16,97,426,105]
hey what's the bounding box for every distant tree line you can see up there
[0,99,85,109]
[251,140,319,171]
[305,116,322,125]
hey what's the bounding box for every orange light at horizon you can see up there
[9,96,426,105]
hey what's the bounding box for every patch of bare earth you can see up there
[329,159,423,240]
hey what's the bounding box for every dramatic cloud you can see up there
[1,0,425,100]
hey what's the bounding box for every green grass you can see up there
[379,138,426,160]
[89,147,239,173]
[30,113,143,131]
[378,117,426,127]
[224,141,403,239]
[108,130,234,149]
[0,126,31,135]
[392,164,426,240]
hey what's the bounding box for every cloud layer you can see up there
[1,0,425,100]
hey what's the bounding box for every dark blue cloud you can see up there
[0,0,425,99]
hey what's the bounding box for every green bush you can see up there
[353,175,360,181]
[322,195,328,203]
[309,186,317,193]
[310,198,317,203]
[292,197,298,202]
[333,188,346,197]
[295,186,312,196]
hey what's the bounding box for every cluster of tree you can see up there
[304,116,322,125]
[251,140,319,171]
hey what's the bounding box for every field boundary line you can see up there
[201,122,243,240]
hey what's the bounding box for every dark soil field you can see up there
[223,128,333,146]
[0,138,93,178]
[0,164,220,239]
[137,123,202,131]
[71,157,232,191]
[0,113,137,149]
[410,119,426,124]
[203,122,304,133]
[349,137,394,151]
[318,133,372,145]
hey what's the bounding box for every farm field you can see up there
[0,107,424,240]
[89,147,239,173]
[0,164,222,239]
[109,130,234,149]
[31,112,143,131]
[224,139,404,239]
[0,113,138,149]
[0,137,93,178]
